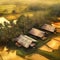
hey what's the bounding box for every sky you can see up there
[0,0,60,5]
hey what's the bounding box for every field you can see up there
[0,2,60,60]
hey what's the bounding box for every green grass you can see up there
[0,3,60,60]
[5,32,60,60]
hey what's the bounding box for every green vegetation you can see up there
[36,47,60,60]
[0,3,60,60]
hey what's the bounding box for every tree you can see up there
[17,15,33,34]
[12,10,16,14]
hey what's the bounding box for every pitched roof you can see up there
[17,35,37,48]
[29,28,45,38]
[41,24,55,32]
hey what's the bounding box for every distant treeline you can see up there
[0,4,60,14]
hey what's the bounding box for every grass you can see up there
[5,31,60,60]
[36,49,60,60]
[13,33,54,57]
[0,3,60,60]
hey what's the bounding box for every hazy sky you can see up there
[0,0,60,5]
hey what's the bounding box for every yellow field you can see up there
[0,36,60,60]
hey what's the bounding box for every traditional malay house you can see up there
[41,24,56,33]
[29,28,47,40]
[15,35,37,48]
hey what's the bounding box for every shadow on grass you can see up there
[4,33,60,60]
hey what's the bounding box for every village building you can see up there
[29,28,47,40]
[41,24,56,32]
[15,35,37,48]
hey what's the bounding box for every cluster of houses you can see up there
[14,24,56,48]
[0,16,59,52]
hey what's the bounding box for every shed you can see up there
[41,24,55,32]
[29,28,46,39]
[16,35,37,48]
